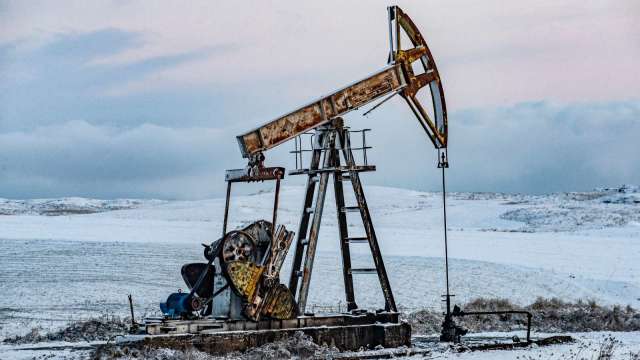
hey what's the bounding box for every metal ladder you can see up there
[288,118,397,314]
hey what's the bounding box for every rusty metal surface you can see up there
[220,220,298,321]
[289,164,375,176]
[236,6,448,158]
[137,313,410,354]
[287,130,324,297]
[225,166,285,183]
[264,225,294,283]
[287,119,397,314]
[222,182,231,236]
[389,5,447,148]
[225,260,263,299]
[337,125,397,312]
[238,220,273,246]
[260,283,297,320]
[225,256,298,321]
[270,175,282,248]
[296,129,337,313]
[212,5,445,326]
[236,65,405,157]
[144,311,401,335]
[244,225,296,320]
[221,230,257,263]
[332,137,357,311]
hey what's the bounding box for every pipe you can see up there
[453,309,533,343]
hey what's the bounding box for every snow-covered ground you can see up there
[413,331,640,359]
[0,185,639,357]
[0,332,639,359]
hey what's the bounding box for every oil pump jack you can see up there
[157,5,462,345]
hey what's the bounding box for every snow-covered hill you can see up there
[0,197,164,216]
[1,185,638,282]
[2,184,637,229]
[0,185,639,343]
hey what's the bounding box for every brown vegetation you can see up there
[3,316,129,344]
[405,297,640,335]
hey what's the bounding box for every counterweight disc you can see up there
[221,230,257,263]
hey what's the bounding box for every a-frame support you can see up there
[288,118,397,314]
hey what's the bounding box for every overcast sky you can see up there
[0,1,639,199]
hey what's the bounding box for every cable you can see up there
[438,148,451,316]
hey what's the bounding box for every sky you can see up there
[0,0,639,199]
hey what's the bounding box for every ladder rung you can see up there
[341,206,360,213]
[349,268,377,274]
[345,237,368,243]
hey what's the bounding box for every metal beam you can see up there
[236,65,405,157]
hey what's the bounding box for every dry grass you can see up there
[3,315,129,344]
[91,331,337,360]
[405,297,640,335]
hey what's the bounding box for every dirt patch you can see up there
[3,316,129,344]
[405,297,640,335]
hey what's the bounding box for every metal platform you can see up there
[123,312,410,355]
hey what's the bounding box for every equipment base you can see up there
[121,312,410,355]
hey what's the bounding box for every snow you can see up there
[0,197,165,216]
[0,185,639,357]
[411,332,640,359]
[1,332,639,359]
[1,185,637,291]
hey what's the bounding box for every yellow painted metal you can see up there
[226,260,263,298]
[226,259,297,321]
[262,284,297,320]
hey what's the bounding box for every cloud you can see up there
[0,121,236,199]
[0,101,637,199]
[0,29,230,131]
[358,100,640,194]
[99,43,240,97]
[1,1,638,108]
[0,2,638,198]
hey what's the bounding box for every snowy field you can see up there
[412,332,640,359]
[0,185,639,358]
